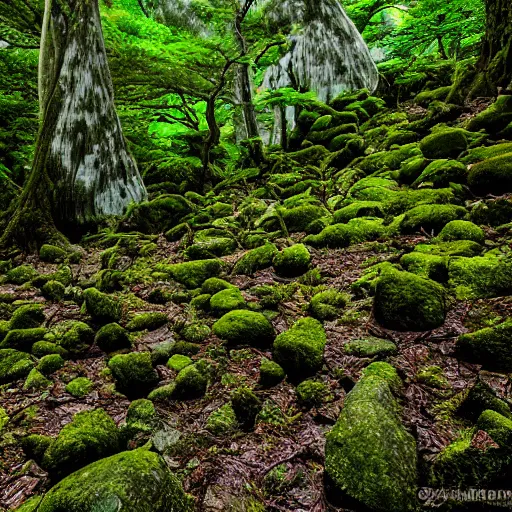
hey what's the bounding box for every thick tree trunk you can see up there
[470,0,512,97]
[2,0,146,250]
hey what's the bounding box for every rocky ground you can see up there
[1,88,512,511]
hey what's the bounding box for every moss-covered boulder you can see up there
[213,310,274,346]
[43,409,120,477]
[374,270,446,331]
[36,448,190,511]
[23,368,51,390]
[210,287,246,315]
[309,289,347,321]
[273,244,311,277]
[400,204,467,234]
[456,380,511,422]
[108,352,159,398]
[1,328,47,352]
[42,280,66,301]
[467,95,512,134]
[162,259,224,289]
[332,201,384,224]
[419,128,468,159]
[37,354,64,375]
[184,228,237,259]
[149,362,208,400]
[273,317,326,381]
[259,357,285,387]
[7,265,38,285]
[296,379,330,408]
[399,251,448,282]
[82,288,121,323]
[56,321,94,355]
[10,304,45,330]
[412,159,467,188]
[95,323,131,353]
[39,245,67,263]
[126,312,167,331]
[437,220,485,243]
[232,243,278,275]
[344,337,398,358]
[167,354,193,372]
[65,377,93,398]
[457,320,512,371]
[477,410,512,448]
[467,152,512,195]
[325,370,417,512]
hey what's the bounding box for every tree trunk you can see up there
[2,0,146,250]
[470,0,512,96]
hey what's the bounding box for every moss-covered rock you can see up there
[309,289,347,321]
[10,304,45,330]
[126,399,156,431]
[232,243,278,275]
[126,312,167,331]
[32,341,68,358]
[281,204,330,232]
[20,434,53,464]
[325,371,417,512]
[457,320,512,371]
[456,380,511,422]
[467,152,512,195]
[399,252,448,282]
[400,204,467,235]
[181,322,210,343]
[36,354,64,375]
[65,377,93,398]
[416,365,449,389]
[1,328,47,352]
[57,321,94,355]
[259,357,285,387]
[23,368,51,390]
[438,220,484,243]
[184,228,237,259]
[43,409,120,477]
[206,403,238,435]
[108,352,159,398]
[95,323,130,353]
[213,310,274,346]
[296,379,329,408]
[82,288,121,323]
[210,287,246,315]
[42,280,66,301]
[332,201,384,224]
[419,128,468,159]
[344,337,398,358]
[36,448,190,511]
[231,385,262,430]
[477,410,512,448]
[0,348,33,384]
[149,362,207,400]
[467,95,512,134]
[374,269,446,331]
[412,159,467,188]
[273,317,326,381]
[272,244,311,277]
[167,354,193,372]
[162,259,224,289]
[39,245,67,263]
[7,265,38,285]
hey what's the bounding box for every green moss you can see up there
[37,354,64,375]
[477,410,512,448]
[206,403,238,435]
[467,95,512,134]
[309,289,347,321]
[296,379,330,408]
[1,328,47,351]
[400,204,467,235]
[456,381,511,421]
[255,400,287,426]
[126,312,167,331]
[231,385,262,429]
[161,259,224,289]
[357,144,421,173]
[325,372,417,512]
[184,229,236,259]
[344,337,397,358]
[448,254,512,299]
[232,243,277,276]
[200,277,232,295]
[332,201,384,224]
[213,310,274,346]
[40,245,67,263]
[126,399,156,431]
[42,409,120,477]
[108,352,159,398]
[412,159,467,188]
[7,265,38,285]
[210,288,246,315]
[416,365,450,389]
[149,362,207,400]
[281,205,329,232]
[273,317,326,381]
[83,288,121,323]
[420,128,468,159]
[351,261,397,295]
[470,197,512,227]
[438,220,484,243]
[10,304,45,330]
[58,321,94,355]
[272,244,311,277]
[42,280,66,301]
[259,357,285,387]
[400,252,448,282]
[398,156,429,184]
[65,377,93,398]
[414,240,482,257]
[181,322,210,343]
[37,448,190,511]
[461,142,512,164]
[13,496,42,511]
[23,368,51,390]
[467,152,512,195]
[0,405,8,431]
[95,323,131,353]
[190,293,211,311]
[457,320,512,371]
[310,114,332,131]
[32,341,68,358]
[414,86,451,106]
[374,269,446,331]
[362,362,402,392]
[167,354,193,371]
[20,434,53,464]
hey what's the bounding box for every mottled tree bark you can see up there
[470,0,512,96]
[2,0,146,250]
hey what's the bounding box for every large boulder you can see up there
[467,152,512,195]
[374,269,446,331]
[35,448,190,511]
[325,366,417,512]
[213,310,274,347]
